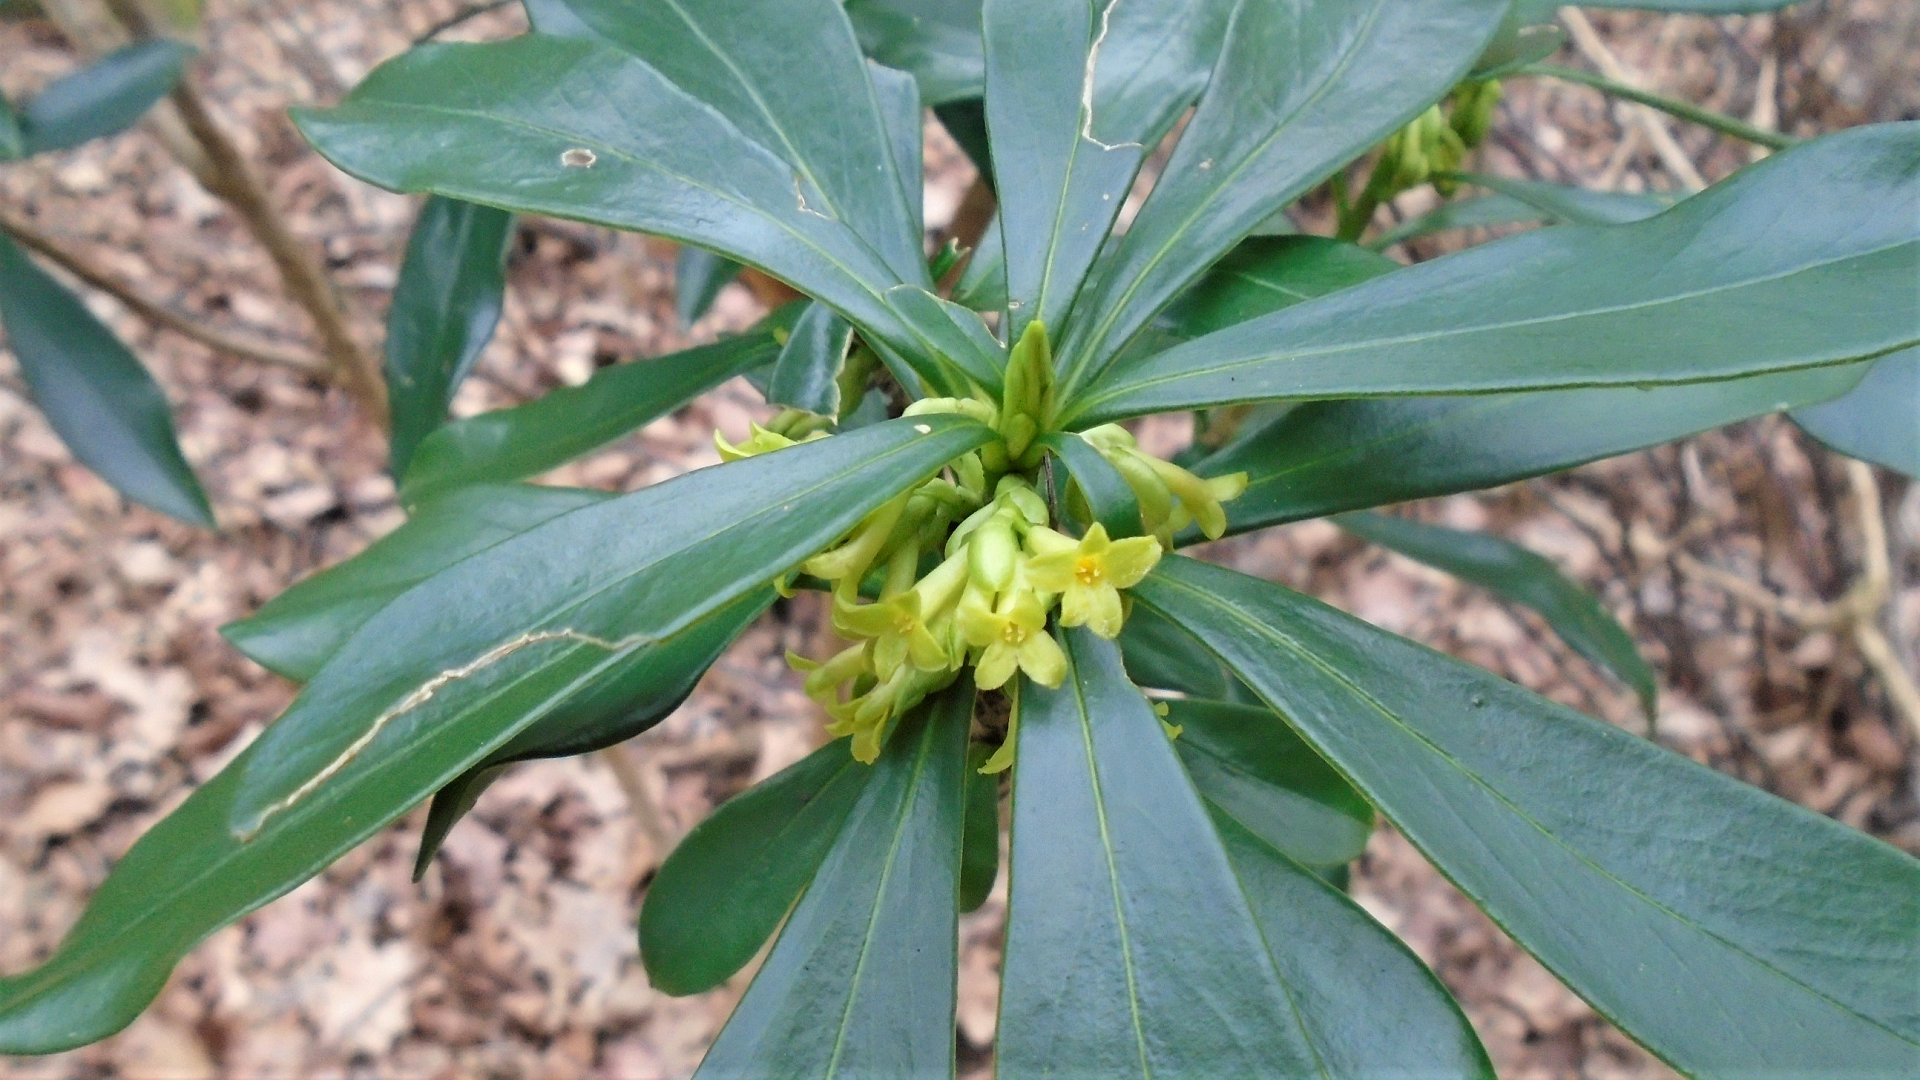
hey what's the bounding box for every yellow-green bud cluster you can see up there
[1073,424,1248,546]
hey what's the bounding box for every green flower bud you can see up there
[968,515,1020,594]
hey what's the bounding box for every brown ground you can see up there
[1,1,1915,1077]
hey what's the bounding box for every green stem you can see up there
[1519,62,1796,151]
[1335,158,1397,243]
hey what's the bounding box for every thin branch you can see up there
[1556,10,1709,191]
[0,207,328,374]
[1520,63,1797,151]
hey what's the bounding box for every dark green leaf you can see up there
[412,762,508,879]
[1039,430,1141,538]
[1469,6,1564,80]
[1450,171,1670,225]
[872,61,925,233]
[1158,236,1399,339]
[1137,555,1920,1076]
[17,40,194,155]
[1194,364,1870,537]
[224,484,609,681]
[959,744,998,913]
[385,196,514,478]
[846,0,985,106]
[399,327,783,506]
[1116,601,1253,703]
[1791,347,1919,478]
[1210,812,1495,1078]
[0,415,990,1054]
[1069,124,1920,424]
[766,302,854,418]
[983,0,1234,336]
[1167,697,1373,868]
[0,93,21,160]
[996,628,1318,1077]
[292,36,941,386]
[693,688,971,1078]
[1337,511,1656,716]
[950,214,1005,312]
[675,247,740,328]
[884,285,1005,393]
[0,231,212,527]
[642,735,873,995]
[1370,193,1551,250]
[1056,0,1510,396]
[532,0,927,286]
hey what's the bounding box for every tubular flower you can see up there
[1024,523,1163,639]
[1079,424,1248,542]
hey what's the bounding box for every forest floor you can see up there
[1,1,1916,1077]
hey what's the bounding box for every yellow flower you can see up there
[835,589,948,677]
[1023,523,1162,638]
[956,589,1066,690]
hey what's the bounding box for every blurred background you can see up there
[1,1,1915,1076]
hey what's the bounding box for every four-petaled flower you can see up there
[1024,523,1163,639]
[956,589,1067,690]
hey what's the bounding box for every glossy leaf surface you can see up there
[17,40,194,155]
[1058,0,1510,394]
[1791,347,1919,478]
[1450,171,1669,225]
[1370,193,1551,250]
[533,0,928,286]
[1137,555,1920,1076]
[0,232,213,527]
[675,247,740,328]
[997,629,1318,1078]
[400,328,783,505]
[1166,697,1372,868]
[0,416,990,1054]
[224,484,609,681]
[847,0,985,105]
[1158,235,1398,339]
[1211,812,1495,1077]
[1040,431,1141,538]
[1116,602,1253,703]
[1193,364,1869,536]
[1071,123,1920,423]
[642,736,872,995]
[292,36,935,376]
[1337,511,1656,715]
[766,302,853,418]
[694,689,970,1078]
[385,195,514,478]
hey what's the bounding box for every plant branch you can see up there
[0,206,327,374]
[1554,10,1709,191]
[1520,62,1796,151]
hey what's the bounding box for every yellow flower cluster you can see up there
[729,321,1246,764]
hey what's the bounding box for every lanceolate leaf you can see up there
[385,196,515,478]
[1167,697,1372,869]
[997,629,1320,1077]
[1370,192,1551,250]
[1040,431,1141,538]
[642,735,874,996]
[1158,236,1399,339]
[1117,602,1253,704]
[694,688,971,1078]
[17,40,195,156]
[1336,511,1657,716]
[1192,364,1870,536]
[1069,123,1920,424]
[399,326,785,506]
[1209,812,1495,1078]
[1791,347,1920,478]
[959,745,999,913]
[417,587,774,878]
[292,36,944,386]
[529,0,928,286]
[0,231,213,527]
[0,93,23,160]
[1137,555,1920,1076]
[983,0,1235,336]
[224,484,610,681]
[1056,0,1510,395]
[675,247,740,327]
[766,302,854,418]
[0,415,990,1054]
[846,0,985,106]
